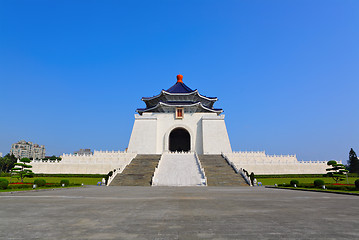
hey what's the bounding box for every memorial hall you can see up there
[31,75,329,186]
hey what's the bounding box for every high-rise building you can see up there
[74,149,93,156]
[10,140,45,159]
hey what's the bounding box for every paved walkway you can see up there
[1,186,358,239]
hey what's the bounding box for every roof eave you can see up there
[142,90,217,102]
[137,102,222,114]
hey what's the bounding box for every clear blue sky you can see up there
[0,1,358,163]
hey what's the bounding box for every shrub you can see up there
[27,173,35,178]
[34,174,106,178]
[314,179,325,187]
[34,179,46,187]
[297,183,312,188]
[0,178,9,189]
[348,173,359,177]
[254,174,326,178]
[60,179,70,186]
[290,180,299,187]
[0,172,11,177]
[326,185,348,191]
[355,179,359,189]
[8,184,32,189]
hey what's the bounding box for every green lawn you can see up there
[0,185,82,192]
[274,187,359,195]
[1,177,103,185]
[256,177,358,186]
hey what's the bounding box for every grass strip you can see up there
[266,186,359,196]
[256,177,358,185]
[0,185,84,193]
[1,177,104,185]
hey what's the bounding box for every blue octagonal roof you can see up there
[165,81,194,93]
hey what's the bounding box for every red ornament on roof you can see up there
[177,74,183,83]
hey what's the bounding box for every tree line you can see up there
[347,148,359,174]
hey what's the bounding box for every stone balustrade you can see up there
[223,151,335,174]
[31,151,137,174]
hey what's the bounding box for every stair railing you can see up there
[151,154,164,186]
[194,152,207,186]
[221,153,252,186]
[106,154,137,186]
[107,167,120,186]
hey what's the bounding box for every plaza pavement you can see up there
[0,186,358,239]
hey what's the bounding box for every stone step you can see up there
[109,154,161,186]
[198,155,248,186]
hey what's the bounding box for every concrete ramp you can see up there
[152,152,206,186]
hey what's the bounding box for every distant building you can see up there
[0,152,2,157]
[74,149,93,156]
[10,140,45,159]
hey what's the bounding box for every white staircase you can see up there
[152,152,206,186]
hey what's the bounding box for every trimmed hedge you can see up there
[60,179,70,186]
[325,185,356,191]
[290,180,299,187]
[256,173,359,178]
[355,179,359,189]
[34,179,46,187]
[34,174,106,178]
[0,178,9,189]
[0,172,12,177]
[255,174,326,178]
[348,173,359,177]
[298,183,312,188]
[8,184,32,189]
[314,179,325,187]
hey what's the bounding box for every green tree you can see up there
[326,160,348,183]
[348,148,359,174]
[11,158,34,183]
[0,154,17,173]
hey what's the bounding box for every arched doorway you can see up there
[169,128,190,152]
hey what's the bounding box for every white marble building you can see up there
[31,75,329,175]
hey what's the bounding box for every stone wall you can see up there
[31,151,136,174]
[225,151,331,174]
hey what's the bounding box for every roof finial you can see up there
[177,74,183,83]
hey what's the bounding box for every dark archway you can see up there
[169,128,190,152]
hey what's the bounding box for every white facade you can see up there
[127,112,232,154]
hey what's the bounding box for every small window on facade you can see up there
[176,108,184,119]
